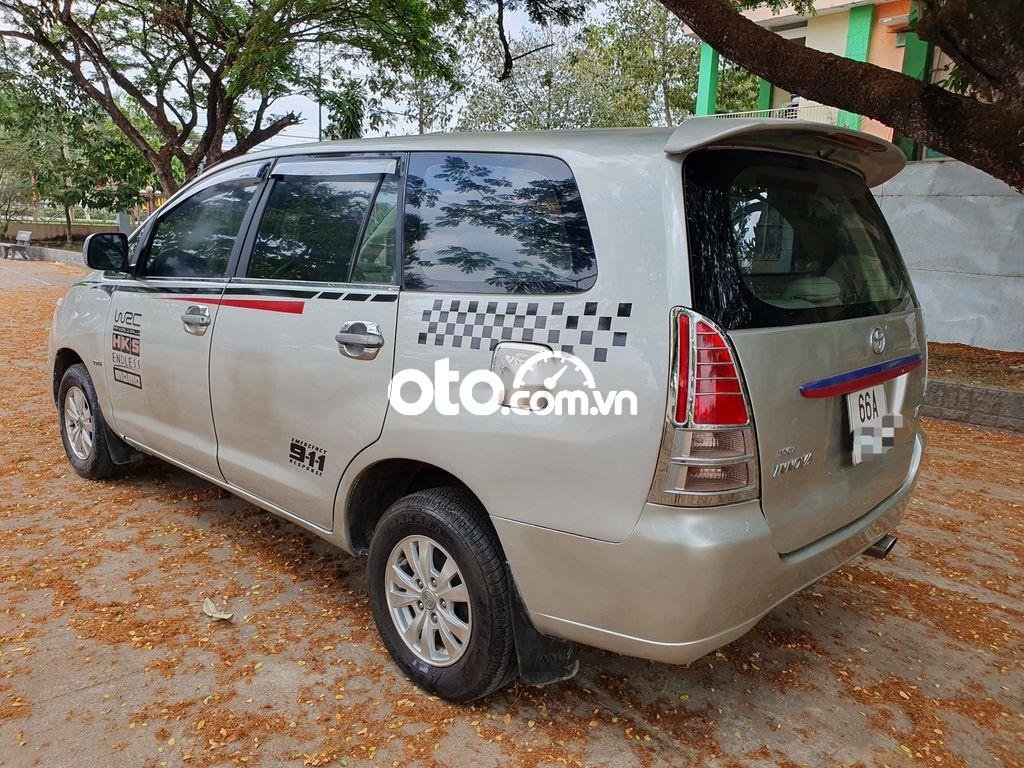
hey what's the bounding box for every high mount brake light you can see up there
[649,308,759,507]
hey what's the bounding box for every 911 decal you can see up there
[289,438,327,476]
[112,310,143,389]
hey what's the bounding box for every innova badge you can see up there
[869,326,886,355]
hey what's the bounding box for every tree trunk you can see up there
[63,204,72,247]
[659,0,1024,189]
[659,14,673,125]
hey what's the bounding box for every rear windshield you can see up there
[683,149,912,329]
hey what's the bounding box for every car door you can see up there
[104,162,267,477]
[209,155,402,529]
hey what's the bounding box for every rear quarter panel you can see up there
[354,148,687,544]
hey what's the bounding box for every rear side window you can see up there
[247,177,378,283]
[684,149,911,329]
[352,179,399,283]
[403,152,597,293]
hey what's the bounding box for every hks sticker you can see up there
[112,310,143,388]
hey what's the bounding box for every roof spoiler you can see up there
[665,118,906,188]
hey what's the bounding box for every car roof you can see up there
[240,126,677,163]
[183,117,904,201]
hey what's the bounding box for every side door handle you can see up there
[336,320,384,360]
[181,305,211,335]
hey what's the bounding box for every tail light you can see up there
[648,308,759,507]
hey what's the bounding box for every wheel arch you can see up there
[344,458,494,556]
[53,347,86,403]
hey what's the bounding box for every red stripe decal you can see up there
[161,296,305,315]
[219,298,305,314]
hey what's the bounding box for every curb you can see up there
[26,245,86,267]
[924,379,1023,433]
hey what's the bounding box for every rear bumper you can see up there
[495,431,925,665]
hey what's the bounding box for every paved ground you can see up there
[1,261,1021,768]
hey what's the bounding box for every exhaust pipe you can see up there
[865,534,897,559]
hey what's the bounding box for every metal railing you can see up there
[712,104,840,125]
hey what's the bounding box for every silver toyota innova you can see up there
[48,118,926,701]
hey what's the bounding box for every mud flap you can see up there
[510,580,579,686]
[103,421,145,466]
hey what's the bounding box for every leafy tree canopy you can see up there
[0,52,158,240]
[0,0,462,192]
[454,1,756,132]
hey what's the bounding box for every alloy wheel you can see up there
[63,385,95,461]
[385,535,473,667]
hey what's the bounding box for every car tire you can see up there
[367,486,517,702]
[57,363,120,480]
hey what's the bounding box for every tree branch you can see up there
[659,0,1024,188]
[228,112,301,156]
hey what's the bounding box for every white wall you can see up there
[803,11,849,55]
[874,160,1024,352]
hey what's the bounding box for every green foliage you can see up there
[0,54,158,235]
[455,0,758,131]
[0,0,459,190]
[323,80,367,140]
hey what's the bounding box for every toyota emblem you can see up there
[869,327,886,354]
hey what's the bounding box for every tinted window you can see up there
[247,177,377,282]
[351,179,399,283]
[403,152,596,293]
[145,180,259,278]
[684,149,911,329]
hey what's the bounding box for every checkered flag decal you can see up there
[417,298,632,363]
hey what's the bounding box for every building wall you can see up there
[3,221,114,241]
[783,11,849,110]
[803,10,849,56]
[860,0,910,140]
[874,160,1024,352]
[770,10,847,109]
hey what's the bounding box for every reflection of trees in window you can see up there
[433,155,512,195]
[146,182,258,278]
[248,178,375,282]
[403,152,597,294]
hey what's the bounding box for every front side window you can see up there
[403,152,597,293]
[126,229,143,268]
[684,149,911,329]
[247,176,379,283]
[145,177,260,278]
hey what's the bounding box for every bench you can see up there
[0,231,32,260]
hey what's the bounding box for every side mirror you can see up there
[84,232,129,272]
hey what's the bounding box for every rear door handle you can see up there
[334,331,384,348]
[181,305,211,335]
[337,321,384,360]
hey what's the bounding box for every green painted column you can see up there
[695,42,719,116]
[757,78,773,112]
[896,11,935,159]
[836,4,875,130]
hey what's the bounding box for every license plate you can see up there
[847,384,888,464]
